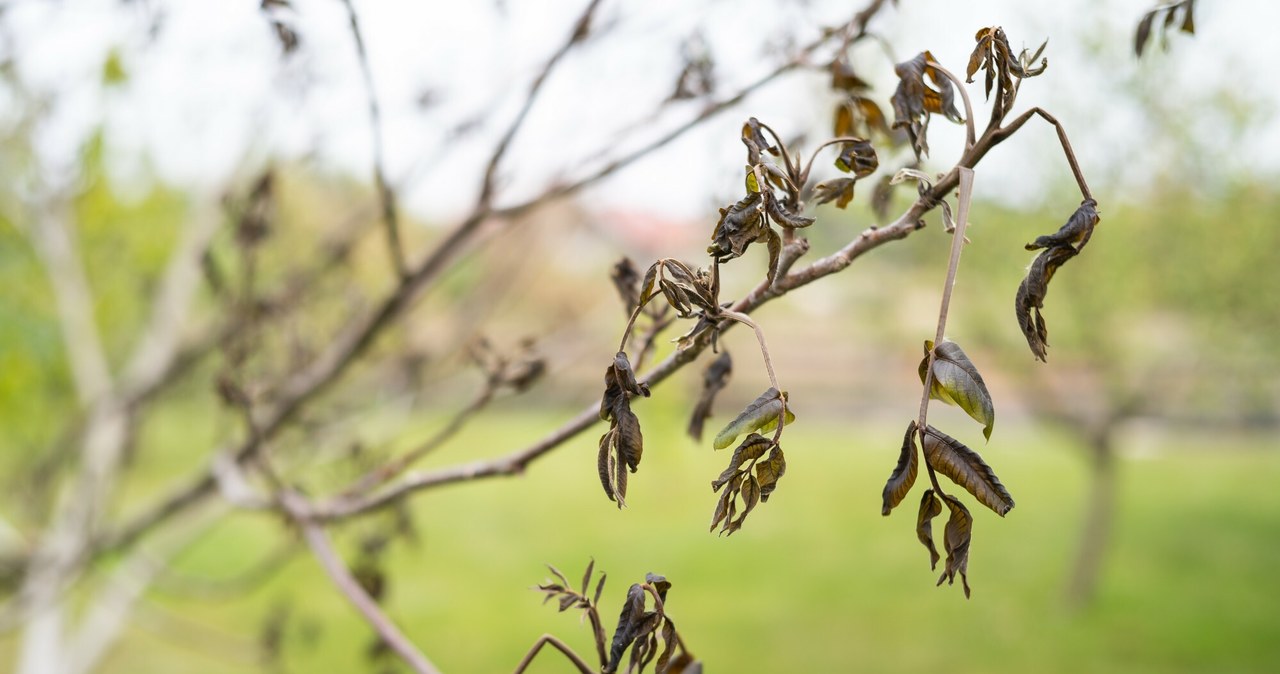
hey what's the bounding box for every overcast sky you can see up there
[4,0,1278,221]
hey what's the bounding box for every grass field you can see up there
[9,404,1279,673]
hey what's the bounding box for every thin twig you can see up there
[339,382,497,497]
[283,492,440,674]
[340,0,407,279]
[512,634,595,674]
[478,0,604,209]
[915,167,975,496]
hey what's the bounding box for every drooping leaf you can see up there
[813,177,857,209]
[830,58,871,92]
[765,196,816,229]
[754,444,786,502]
[937,495,973,598]
[1025,199,1099,252]
[600,352,649,421]
[712,388,795,450]
[598,353,649,507]
[918,340,996,440]
[891,51,964,159]
[741,117,777,164]
[920,425,1015,516]
[688,352,733,441]
[968,27,1047,114]
[610,258,642,313]
[708,484,734,532]
[708,192,766,261]
[711,433,772,491]
[882,421,920,515]
[1135,0,1196,58]
[834,138,879,178]
[606,584,647,673]
[916,489,943,569]
[1015,200,1098,361]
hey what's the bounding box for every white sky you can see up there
[4,0,1279,221]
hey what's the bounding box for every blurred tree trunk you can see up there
[1064,423,1117,609]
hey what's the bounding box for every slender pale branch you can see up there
[915,167,975,495]
[478,0,604,209]
[340,0,408,279]
[284,493,440,674]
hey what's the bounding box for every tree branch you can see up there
[340,0,408,279]
[281,491,440,674]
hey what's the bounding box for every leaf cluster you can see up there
[598,352,649,507]
[1134,0,1196,58]
[535,562,700,674]
[891,51,964,158]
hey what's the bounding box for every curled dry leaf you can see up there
[688,351,732,441]
[1135,0,1196,57]
[834,138,879,178]
[710,434,781,535]
[611,257,642,314]
[1016,199,1099,361]
[712,387,795,450]
[968,27,1047,113]
[918,340,996,440]
[916,489,943,569]
[741,117,777,164]
[708,193,767,262]
[882,421,920,515]
[1025,198,1099,252]
[606,584,648,673]
[937,495,973,598]
[598,352,649,507]
[834,96,893,142]
[891,51,964,158]
[813,177,857,209]
[920,425,1015,516]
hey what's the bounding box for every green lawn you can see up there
[13,406,1280,673]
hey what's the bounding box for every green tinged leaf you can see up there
[882,421,919,515]
[937,495,973,598]
[712,388,795,450]
[920,425,1015,516]
[916,489,943,569]
[919,340,996,440]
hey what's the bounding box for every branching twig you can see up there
[340,0,407,279]
[281,492,440,674]
[477,0,604,210]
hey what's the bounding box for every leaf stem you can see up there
[926,60,976,151]
[916,167,975,493]
[720,309,786,441]
[511,634,594,674]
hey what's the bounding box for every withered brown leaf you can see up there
[813,177,857,209]
[920,425,1015,516]
[688,352,732,441]
[834,138,879,178]
[937,495,973,598]
[598,353,650,507]
[1025,198,1099,252]
[916,489,943,569]
[891,51,964,159]
[882,421,920,515]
